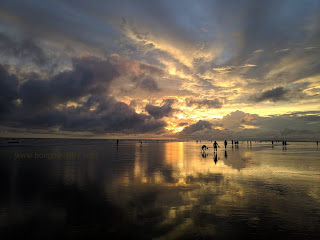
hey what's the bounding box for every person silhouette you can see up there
[213,141,219,152]
[224,150,228,159]
[202,145,208,152]
[224,140,227,148]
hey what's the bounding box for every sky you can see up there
[0,0,320,140]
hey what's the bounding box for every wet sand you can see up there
[0,139,319,239]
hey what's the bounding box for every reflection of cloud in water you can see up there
[107,142,320,238]
[221,148,253,170]
[1,140,320,239]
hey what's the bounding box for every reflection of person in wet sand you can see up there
[202,152,208,158]
[214,152,218,164]
[213,141,219,152]
[224,150,228,159]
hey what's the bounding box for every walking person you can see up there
[213,141,219,152]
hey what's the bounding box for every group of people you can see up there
[202,139,237,153]
[201,141,220,153]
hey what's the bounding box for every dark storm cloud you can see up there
[59,96,166,134]
[3,95,166,134]
[19,56,119,110]
[280,128,314,136]
[180,120,212,136]
[140,77,160,92]
[179,110,320,141]
[249,87,289,102]
[0,57,167,134]
[145,99,175,119]
[186,98,223,109]
[0,33,48,66]
[0,64,19,116]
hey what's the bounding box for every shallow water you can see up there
[0,139,319,239]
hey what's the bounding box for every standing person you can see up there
[317,141,318,146]
[213,141,219,152]
[224,140,227,148]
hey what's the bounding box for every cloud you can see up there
[180,120,212,136]
[19,56,119,111]
[252,49,264,54]
[59,96,167,134]
[140,77,160,92]
[0,57,167,134]
[0,1,320,139]
[186,98,223,109]
[179,110,320,141]
[212,64,256,74]
[249,87,289,102]
[280,128,313,136]
[275,48,290,53]
[0,64,19,116]
[0,33,48,66]
[145,99,175,119]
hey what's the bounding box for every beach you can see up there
[0,139,319,239]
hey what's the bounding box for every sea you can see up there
[0,138,319,239]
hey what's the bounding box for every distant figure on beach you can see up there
[202,145,208,152]
[271,140,274,145]
[116,139,119,145]
[213,141,219,152]
[317,141,318,146]
[224,140,227,148]
[232,140,234,145]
